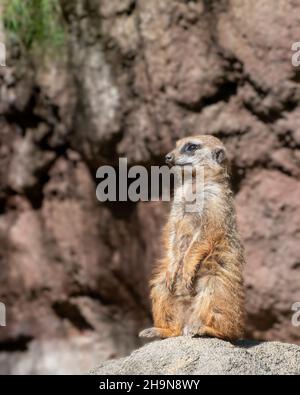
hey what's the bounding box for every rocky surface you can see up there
[0,0,300,374]
[91,337,300,375]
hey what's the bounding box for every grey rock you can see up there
[91,337,300,375]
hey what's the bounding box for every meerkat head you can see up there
[165,135,228,170]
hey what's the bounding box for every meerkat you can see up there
[139,135,245,340]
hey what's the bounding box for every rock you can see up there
[0,334,117,375]
[236,170,300,343]
[91,337,300,375]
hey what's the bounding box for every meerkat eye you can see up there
[183,143,200,153]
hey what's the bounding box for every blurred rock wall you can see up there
[0,0,299,374]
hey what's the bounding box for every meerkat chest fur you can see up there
[169,176,229,254]
[168,169,240,299]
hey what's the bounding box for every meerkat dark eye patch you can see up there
[182,143,200,154]
[212,147,226,164]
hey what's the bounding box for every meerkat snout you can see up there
[165,152,174,165]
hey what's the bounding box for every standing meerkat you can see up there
[140,135,245,340]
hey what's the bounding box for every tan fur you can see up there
[139,135,245,341]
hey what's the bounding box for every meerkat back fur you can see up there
[140,135,245,340]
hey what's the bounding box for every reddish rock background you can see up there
[0,0,300,374]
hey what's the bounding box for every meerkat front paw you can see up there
[165,269,177,294]
[139,327,161,338]
[181,271,196,295]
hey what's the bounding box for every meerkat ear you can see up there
[212,147,226,164]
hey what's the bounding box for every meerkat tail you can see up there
[139,327,181,339]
